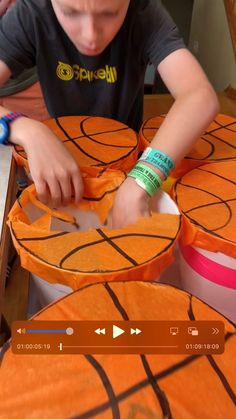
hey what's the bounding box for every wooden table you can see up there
[143,92,236,120]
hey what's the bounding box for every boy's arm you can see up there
[149,48,219,162]
[0,60,83,208]
[0,59,12,85]
[112,49,219,228]
[0,0,14,16]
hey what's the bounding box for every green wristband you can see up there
[139,147,175,178]
[128,162,162,197]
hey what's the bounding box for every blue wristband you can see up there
[139,147,175,178]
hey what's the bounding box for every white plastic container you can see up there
[27,190,180,317]
[179,244,236,323]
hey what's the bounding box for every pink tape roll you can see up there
[180,244,236,290]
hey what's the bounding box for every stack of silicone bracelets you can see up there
[128,147,175,197]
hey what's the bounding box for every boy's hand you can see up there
[14,119,84,208]
[112,176,150,228]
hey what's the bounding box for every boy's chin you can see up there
[77,45,104,56]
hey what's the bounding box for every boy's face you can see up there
[51,0,130,56]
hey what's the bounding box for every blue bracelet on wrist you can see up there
[139,147,175,178]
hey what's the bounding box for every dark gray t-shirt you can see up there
[0,0,185,130]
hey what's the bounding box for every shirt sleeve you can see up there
[0,0,36,77]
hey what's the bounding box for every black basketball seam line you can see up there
[203,132,236,150]
[28,278,236,330]
[63,128,136,148]
[141,115,165,138]
[84,354,121,419]
[144,131,236,161]
[71,353,207,419]
[29,280,181,318]
[142,118,236,141]
[140,354,173,418]
[103,282,129,320]
[90,144,140,167]
[12,223,178,273]
[197,166,236,186]
[58,114,135,140]
[104,283,173,418]
[172,185,235,243]
[177,180,233,224]
[3,333,235,419]
[176,182,233,233]
[183,212,236,243]
[71,333,235,419]
[142,117,236,137]
[184,197,236,232]
[55,117,108,165]
[59,229,176,272]
[80,117,140,163]
[20,231,70,241]
[0,340,10,365]
[142,120,236,160]
[67,133,135,149]
[187,295,195,321]
[185,137,215,160]
[96,229,138,266]
[15,131,140,167]
[206,120,236,134]
[58,115,140,166]
[206,355,236,405]
[17,197,23,209]
[57,230,178,271]
[82,184,122,201]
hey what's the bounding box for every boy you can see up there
[0,0,219,227]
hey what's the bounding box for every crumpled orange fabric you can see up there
[8,168,181,288]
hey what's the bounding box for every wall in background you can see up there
[163,0,194,45]
[145,0,194,93]
[189,0,236,91]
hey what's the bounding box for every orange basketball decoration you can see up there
[0,281,235,418]
[13,115,141,174]
[8,168,181,288]
[172,161,236,257]
[140,114,236,177]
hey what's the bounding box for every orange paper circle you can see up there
[172,161,236,257]
[0,281,235,418]
[13,115,140,173]
[139,114,236,177]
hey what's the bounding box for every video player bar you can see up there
[12,320,224,355]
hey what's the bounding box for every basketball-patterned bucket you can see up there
[0,281,235,419]
[8,168,181,299]
[27,185,180,316]
[13,115,141,174]
[172,160,236,323]
[139,114,236,178]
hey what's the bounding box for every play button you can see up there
[113,325,125,339]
